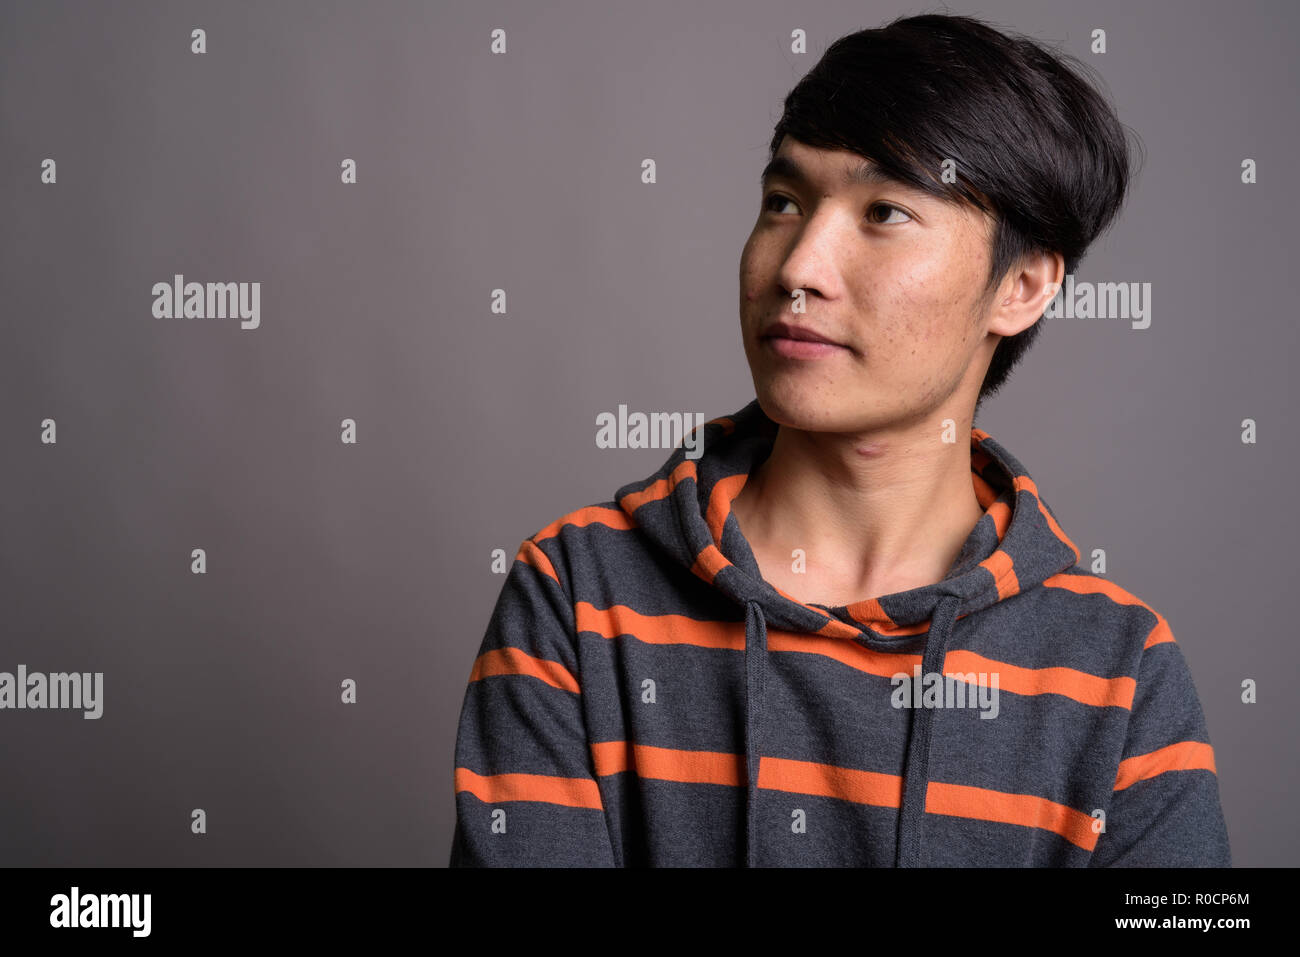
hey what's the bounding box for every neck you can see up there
[730,414,986,603]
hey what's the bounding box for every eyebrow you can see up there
[759,154,907,192]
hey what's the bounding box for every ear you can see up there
[986,250,1065,338]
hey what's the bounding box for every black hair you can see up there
[768,13,1138,409]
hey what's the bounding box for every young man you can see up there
[449,14,1230,866]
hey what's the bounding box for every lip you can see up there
[761,321,844,346]
[760,321,850,359]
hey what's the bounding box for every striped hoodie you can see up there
[450,399,1231,867]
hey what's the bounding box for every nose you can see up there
[775,210,845,303]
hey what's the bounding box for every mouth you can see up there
[760,321,850,359]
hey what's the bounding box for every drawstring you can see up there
[894,593,962,867]
[743,599,767,867]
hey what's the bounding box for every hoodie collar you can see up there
[616,398,1081,642]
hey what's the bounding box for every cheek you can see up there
[883,241,981,342]
[739,231,763,278]
[740,236,781,314]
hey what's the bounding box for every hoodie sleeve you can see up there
[449,537,619,867]
[1089,623,1231,867]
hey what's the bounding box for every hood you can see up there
[614,398,1082,867]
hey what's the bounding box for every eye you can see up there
[762,193,798,214]
[867,203,912,225]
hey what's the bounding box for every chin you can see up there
[753,383,848,431]
[754,378,907,436]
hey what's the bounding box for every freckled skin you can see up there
[738,137,1051,436]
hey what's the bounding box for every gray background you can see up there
[1,0,1294,866]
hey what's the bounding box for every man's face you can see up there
[738,135,1002,434]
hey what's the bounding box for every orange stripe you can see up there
[978,549,1019,601]
[1143,616,1175,649]
[532,505,636,544]
[943,649,1135,709]
[454,767,603,809]
[689,542,733,585]
[986,499,1012,540]
[926,781,1099,851]
[517,539,559,584]
[469,647,580,693]
[619,460,697,513]
[574,602,745,650]
[705,473,748,547]
[758,756,903,807]
[587,742,1098,849]
[591,741,744,786]
[1114,741,1216,791]
[844,596,913,633]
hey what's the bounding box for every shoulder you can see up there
[1018,567,1180,682]
[509,501,644,591]
[1036,567,1175,649]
